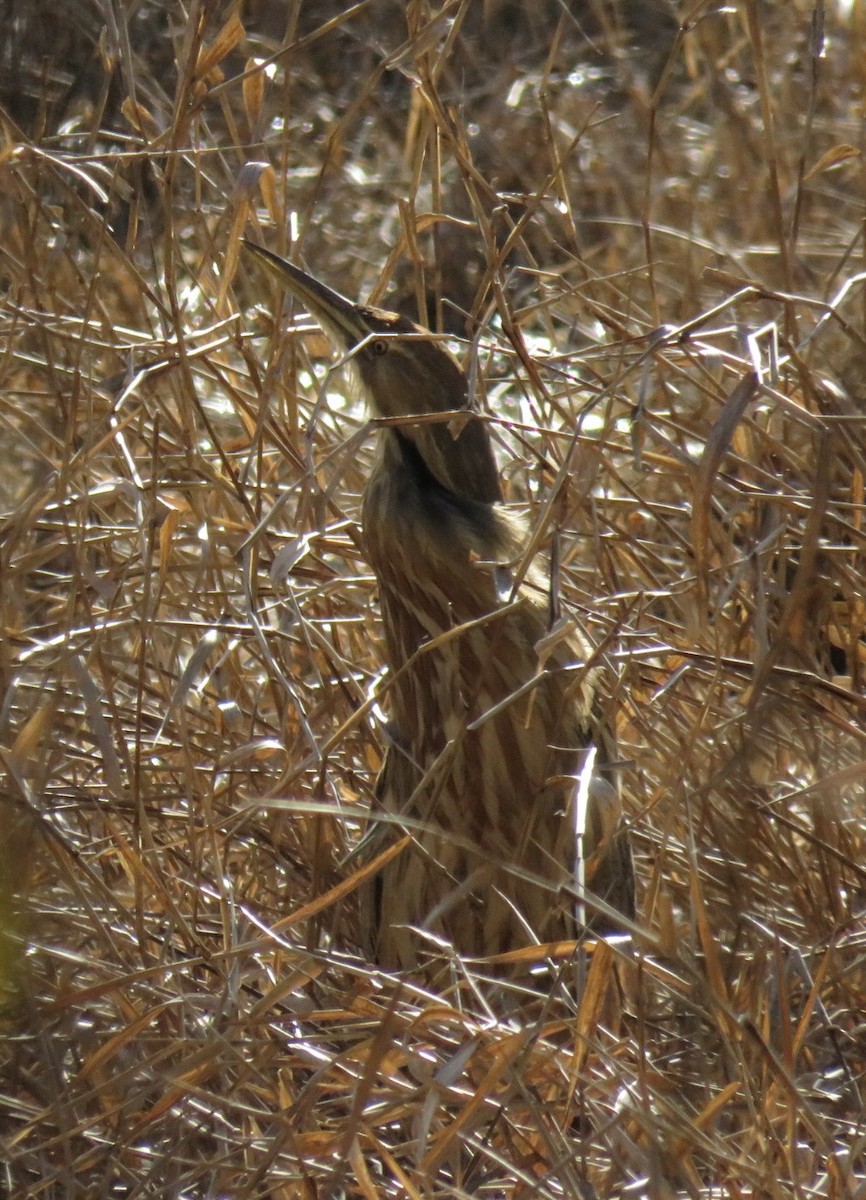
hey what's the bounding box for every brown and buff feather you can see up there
[363,431,633,969]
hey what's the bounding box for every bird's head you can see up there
[243,240,501,505]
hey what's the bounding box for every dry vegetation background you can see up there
[0,0,865,1196]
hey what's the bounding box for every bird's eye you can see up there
[370,338,389,356]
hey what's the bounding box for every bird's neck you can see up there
[361,430,516,671]
[369,400,502,507]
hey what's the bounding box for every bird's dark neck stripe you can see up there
[391,428,449,494]
[386,428,502,543]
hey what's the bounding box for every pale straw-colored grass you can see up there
[0,2,863,1196]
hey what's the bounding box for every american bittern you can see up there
[245,241,634,972]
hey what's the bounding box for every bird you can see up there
[244,239,634,974]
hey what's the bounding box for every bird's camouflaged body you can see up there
[244,240,634,973]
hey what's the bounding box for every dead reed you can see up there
[0,1,863,1196]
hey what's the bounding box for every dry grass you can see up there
[0,1,864,1196]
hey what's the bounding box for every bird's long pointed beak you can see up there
[242,239,368,348]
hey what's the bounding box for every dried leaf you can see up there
[242,58,265,131]
[804,143,860,181]
[195,11,245,80]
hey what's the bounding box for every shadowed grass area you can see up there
[0,1,863,1195]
